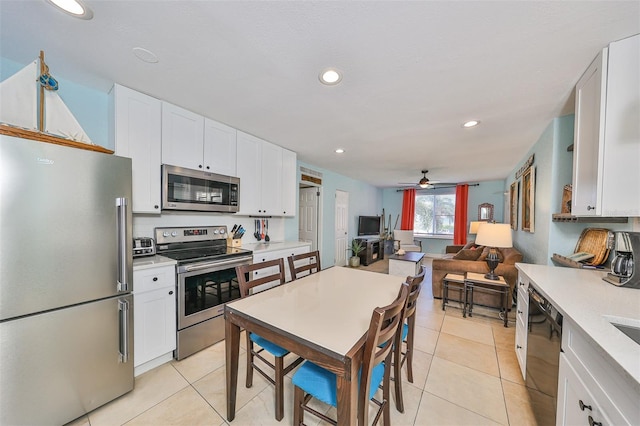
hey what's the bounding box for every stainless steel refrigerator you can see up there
[0,135,134,425]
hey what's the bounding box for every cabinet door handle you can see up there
[169,290,174,295]
[579,400,592,411]
[154,205,159,209]
[588,416,602,426]
[518,310,523,314]
[198,164,203,169]
[153,277,158,282]
[516,345,522,349]
[587,205,595,211]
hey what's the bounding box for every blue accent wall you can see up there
[290,161,383,268]
[505,115,633,265]
[381,180,507,255]
[1,56,111,149]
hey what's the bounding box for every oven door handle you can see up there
[179,256,253,273]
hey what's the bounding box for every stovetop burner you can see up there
[154,226,252,264]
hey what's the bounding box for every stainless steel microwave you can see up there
[161,165,239,213]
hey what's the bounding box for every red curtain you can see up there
[400,188,416,230]
[453,184,469,245]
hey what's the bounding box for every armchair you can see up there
[393,230,422,252]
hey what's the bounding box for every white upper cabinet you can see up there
[260,141,283,214]
[204,118,237,176]
[236,131,262,215]
[110,84,162,214]
[572,34,640,217]
[161,102,237,176]
[161,102,204,170]
[236,132,296,216]
[281,148,297,217]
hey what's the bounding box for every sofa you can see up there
[432,243,523,309]
[393,230,422,252]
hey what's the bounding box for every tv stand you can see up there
[355,237,384,266]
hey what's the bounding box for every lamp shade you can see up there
[468,221,483,234]
[475,223,513,248]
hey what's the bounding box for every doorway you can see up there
[298,185,321,252]
[335,190,349,266]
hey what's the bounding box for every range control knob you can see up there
[220,229,226,235]
[163,231,170,237]
[213,229,219,234]
[171,231,178,237]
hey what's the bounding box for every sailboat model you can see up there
[0,51,112,154]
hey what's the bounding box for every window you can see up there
[414,193,455,235]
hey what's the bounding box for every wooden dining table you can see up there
[224,266,405,425]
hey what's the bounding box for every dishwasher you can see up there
[526,285,563,424]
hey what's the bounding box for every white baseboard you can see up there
[134,352,174,377]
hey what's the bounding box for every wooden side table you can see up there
[464,272,510,327]
[442,273,466,311]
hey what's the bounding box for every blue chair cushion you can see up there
[401,323,408,342]
[291,360,385,407]
[249,333,289,358]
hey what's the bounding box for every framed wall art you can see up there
[510,181,519,230]
[521,166,535,233]
[478,203,494,221]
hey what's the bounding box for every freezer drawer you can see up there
[0,295,134,425]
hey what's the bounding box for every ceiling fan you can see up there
[398,170,441,189]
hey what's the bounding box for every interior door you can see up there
[299,186,319,251]
[335,190,349,266]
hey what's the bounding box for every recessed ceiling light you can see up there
[133,47,159,64]
[462,120,480,128]
[335,148,345,154]
[46,0,93,19]
[319,68,343,86]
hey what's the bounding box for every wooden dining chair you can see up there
[235,259,304,421]
[287,250,321,280]
[292,282,409,426]
[393,265,427,413]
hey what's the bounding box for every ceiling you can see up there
[1,1,639,188]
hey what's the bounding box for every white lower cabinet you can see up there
[133,265,176,376]
[252,244,311,289]
[557,353,613,426]
[557,318,637,425]
[514,274,529,380]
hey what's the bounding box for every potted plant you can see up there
[349,239,365,267]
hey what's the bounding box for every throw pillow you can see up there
[453,249,483,261]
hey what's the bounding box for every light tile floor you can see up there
[68,262,554,425]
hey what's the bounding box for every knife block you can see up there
[227,238,242,248]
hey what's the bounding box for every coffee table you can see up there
[464,272,509,327]
[388,251,424,277]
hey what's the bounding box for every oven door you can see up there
[177,255,252,330]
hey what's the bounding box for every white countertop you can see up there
[516,263,640,390]
[242,240,311,254]
[133,255,177,271]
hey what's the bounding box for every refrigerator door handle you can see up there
[118,298,130,363]
[116,197,129,292]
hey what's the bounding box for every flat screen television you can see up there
[358,215,381,237]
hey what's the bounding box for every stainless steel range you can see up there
[155,226,252,360]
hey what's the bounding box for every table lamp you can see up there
[475,223,513,280]
[468,221,483,235]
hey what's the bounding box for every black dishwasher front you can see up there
[526,285,563,424]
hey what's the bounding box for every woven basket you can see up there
[574,228,614,266]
